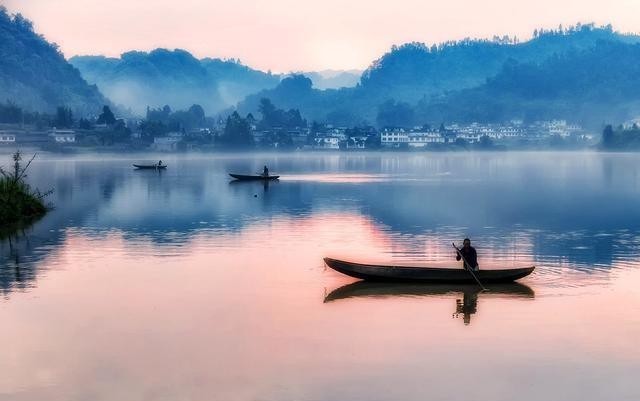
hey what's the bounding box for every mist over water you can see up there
[1,152,639,401]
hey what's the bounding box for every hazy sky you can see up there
[4,0,640,72]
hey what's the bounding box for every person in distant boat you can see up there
[158,160,163,166]
[262,165,269,177]
[455,238,479,271]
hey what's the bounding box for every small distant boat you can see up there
[323,257,535,283]
[229,173,279,181]
[133,164,167,170]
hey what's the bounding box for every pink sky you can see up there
[4,0,640,72]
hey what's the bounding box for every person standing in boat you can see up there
[455,238,479,271]
[262,165,269,177]
[158,160,163,167]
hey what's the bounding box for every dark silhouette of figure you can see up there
[455,291,479,325]
[158,160,163,166]
[455,238,478,271]
[263,165,269,177]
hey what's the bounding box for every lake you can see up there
[1,151,639,401]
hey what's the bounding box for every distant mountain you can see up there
[0,7,108,115]
[238,24,640,127]
[416,41,640,127]
[360,24,640,104]
[70,51,281,115]
[199,58,281,107]
[70,50,362,115]
[300,70,362,89]
[237,75,369,126]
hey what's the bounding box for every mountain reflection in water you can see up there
[1,153,640,401]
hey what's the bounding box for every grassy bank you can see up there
[0,151,50,228]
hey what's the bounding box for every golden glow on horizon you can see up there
[4,0,640,72]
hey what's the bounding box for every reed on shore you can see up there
[0,151,50,228]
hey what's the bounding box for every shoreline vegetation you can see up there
[0,151,51,238]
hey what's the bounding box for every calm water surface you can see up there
[1,152,639,401]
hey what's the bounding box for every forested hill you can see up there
[0,7,107,115]
[360,24,640,103]
[70,51,282,115]
[416,41,640,127]
[238,24,640,127]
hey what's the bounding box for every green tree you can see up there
[258,98,276,122]
[54,106,73,128]
[376,100,414,128]
[188,104,205,123]
[78,118,93,130]
[602,125,614,148]
[0,102,23,123]
[97,105,116,125]
[479,135,494,148]
[220,111,253,148]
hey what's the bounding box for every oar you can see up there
[452,242,487,291]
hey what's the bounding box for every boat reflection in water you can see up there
[229,177,278,192]
[324,281,534,325]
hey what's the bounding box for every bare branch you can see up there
[16,152,37,181]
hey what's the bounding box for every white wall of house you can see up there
[0,132,16,143]
[152,136,181,151]
[53,134,76,143]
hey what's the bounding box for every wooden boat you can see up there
[133,164,167,170]
[323,257,534,283]
[324,281,534,303]
[229,173,279,181]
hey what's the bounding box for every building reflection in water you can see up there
[325,281,534,326]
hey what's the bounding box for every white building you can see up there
[314,136,340,150]
[407,131,446,147]
[152,135,182,151]
[49,128,76,143]
[540,120,582,137]
[381,129,408,147]
[456,132,481,143]
[0,131,16,143]
[346,136,368,149]
[382,129,446,147]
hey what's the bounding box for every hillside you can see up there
[70,51,282,115]
[238,24,640,126]
[70,51,363,115]
[0,7,107,115]
[416,41,640,126]
[361,24,640,103]
[71,50,224,115]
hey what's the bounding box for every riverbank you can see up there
[0,152,49,233]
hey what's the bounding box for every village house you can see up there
[346,136,368,149]
[380,129,408,147]
[381,128,447,148]
[456,132,481,143]
[407,131,446,147]
[49,128,76,143]
[151,132,183,151]
[0,130,17,144]
[314,136,341,150]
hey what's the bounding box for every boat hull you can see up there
[133,164,167,170]
[229,173,279,181]
[323,257,534,283]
